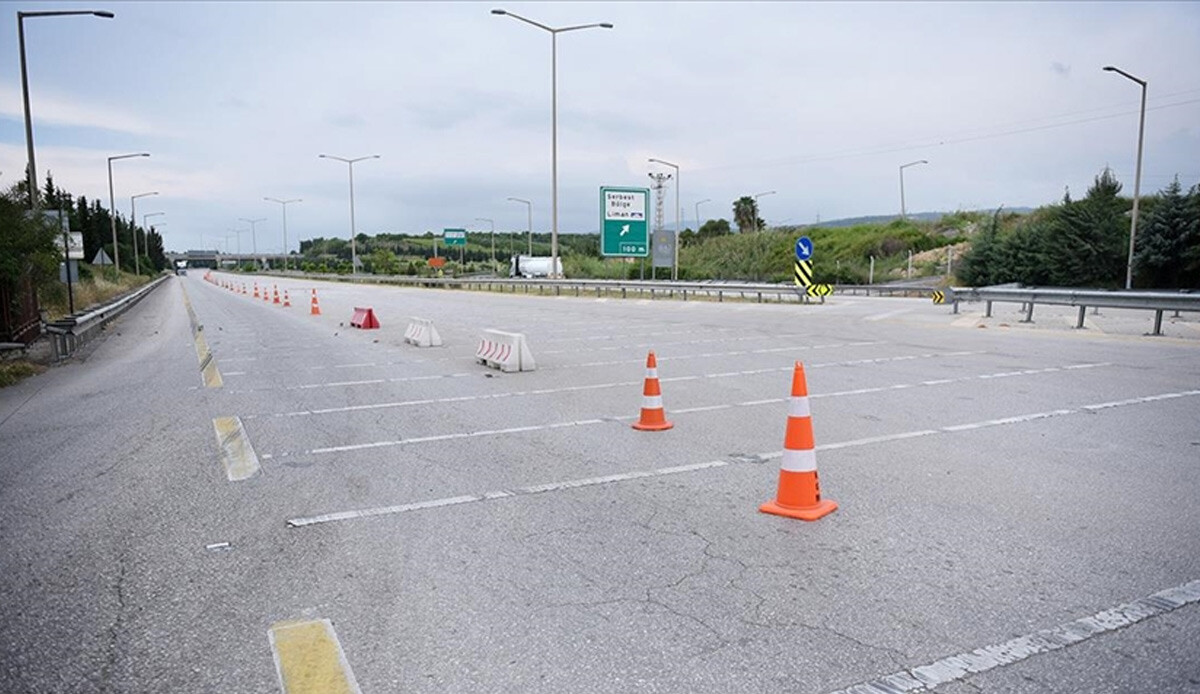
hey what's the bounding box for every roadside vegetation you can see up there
[0,360,44,388]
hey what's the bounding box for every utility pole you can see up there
[648,172,671,281]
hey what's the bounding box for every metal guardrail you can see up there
[265,271,941,302]
[43,275,171,360]
[946,286,1200,335]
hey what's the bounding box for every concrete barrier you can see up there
[475,329,536,372]
[404,317,443,347]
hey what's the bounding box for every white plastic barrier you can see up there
[475,329,536,373]
[404,317,443,347]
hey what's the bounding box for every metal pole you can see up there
[18,10,114,210]
[107,158,117,272]
[1128,82,1146,289]
[907,250,913,279]
[551,31,559,278]
[131,195,139,275]
[18,16,36,210]
[282,203,288,270]
[899,166,906,220]
[348,162,357,273]
[674,169,680,280]
[695,199,710,234]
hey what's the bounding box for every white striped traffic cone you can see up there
[760,362,837,521]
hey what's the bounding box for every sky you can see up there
[2,1,1198,254]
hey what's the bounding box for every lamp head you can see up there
[600,23,614,28]
[491,9,507,15]
[1103,66,1116,72]
[93,11,114,18]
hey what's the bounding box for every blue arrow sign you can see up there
[795,236,813,261]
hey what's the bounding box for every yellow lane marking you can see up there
[182,282,222,388]
[269,619,362,694]
[212,416,260,481]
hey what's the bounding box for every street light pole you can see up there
[130,191,158,275]
[1104,65,1147,290]
[239,217,266,268]
[19,9,113,210]
[320,154,379,274]
[751,190,776,234]
[695,198,711,233]
[476,217,496,271]
[107,152,149,274]
[226,228,247,256]
[507,197,533,256]
[492,9,613,279]
[648,158,681,280]
[899,160,928,221]
[264,197,301,271]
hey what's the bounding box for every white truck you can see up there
[509,255,563,278]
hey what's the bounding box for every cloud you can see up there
[325,112,367,129]
[0,84,163,137]
[1051,61,1071,77]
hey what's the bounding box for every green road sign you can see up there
[443,228,466,247]
[600,187,649,257]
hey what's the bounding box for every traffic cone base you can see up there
[632,413,673,431]
[760,469,838,520]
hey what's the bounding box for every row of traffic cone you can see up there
[214,276,323,315]
[632,351,837,522]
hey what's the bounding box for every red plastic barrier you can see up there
[350,307,380,329]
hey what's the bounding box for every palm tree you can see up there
[733,196,758,233]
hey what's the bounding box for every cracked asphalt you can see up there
[1,272,1198,693]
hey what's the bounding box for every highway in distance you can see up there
[1,272,1198,693]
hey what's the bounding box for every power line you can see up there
[691,96,1200,175]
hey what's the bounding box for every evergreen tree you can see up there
[1043,168,1127,287]
[1134,179,1196,288]
[958,207,1003,286]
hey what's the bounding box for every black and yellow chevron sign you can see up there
[806,283,833,298]
[793,260,814,287]
[932,290,945,304]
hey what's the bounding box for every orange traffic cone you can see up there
[273,285,280,305]
[310,289,321,316]
[760,362,837,521]
[253,283,260,299]
[283,290,291,307]
[632,351,673,431]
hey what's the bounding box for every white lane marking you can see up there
[245,351,990,419]
[286,461,729,527]
[557,341,887,370]
[282,387,1200,527]
[226,372,473,395]
[862,307,913,322]
[224,371,247,376]
[540,330,815,355]
[825,579,1200,694]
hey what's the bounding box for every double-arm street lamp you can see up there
[107,152,149,273]
[492,8,613,278]
[506,197,533,256]
[264,197,301,270]
[752,190,776,234]
[239,216,266,265]
[1104,65,1148,290]
[130,190,158,275]
[320,154,379,273]
[899,160,928,221]
[19,9,113,210]
[475,217,496,270]
[226,228,247,256]
[648,158,681,280]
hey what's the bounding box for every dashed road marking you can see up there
[825,579,1200,694]
[283,386,1200,526]
[268,619,361,694]
[212,416,260,481]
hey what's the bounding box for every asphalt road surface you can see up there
[2,272,1198,693]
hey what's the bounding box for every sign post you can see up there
[793,235,832,301]
[600,187,649,258]
[443,228,467,266]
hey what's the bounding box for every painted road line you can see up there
[554,340,887,370]
[287,461,728,527]
[212,416,261,481]
[862,307,913,322]
[268,619,361,694]
[226,372,475,395]
[540,330,817,355]
[825,579,1200,694]
[249,359,1102,425]
[181,283,223,388]
[283,387,1200,527]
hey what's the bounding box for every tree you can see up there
[0,182,61,287]
[1134,179,1198,288]
[369,248,400,275]
[1185,184,1200,287]
[1042,168,1127,287]
[696,218,732,242]
[732,196,759,233]
[957,207,1004,286]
